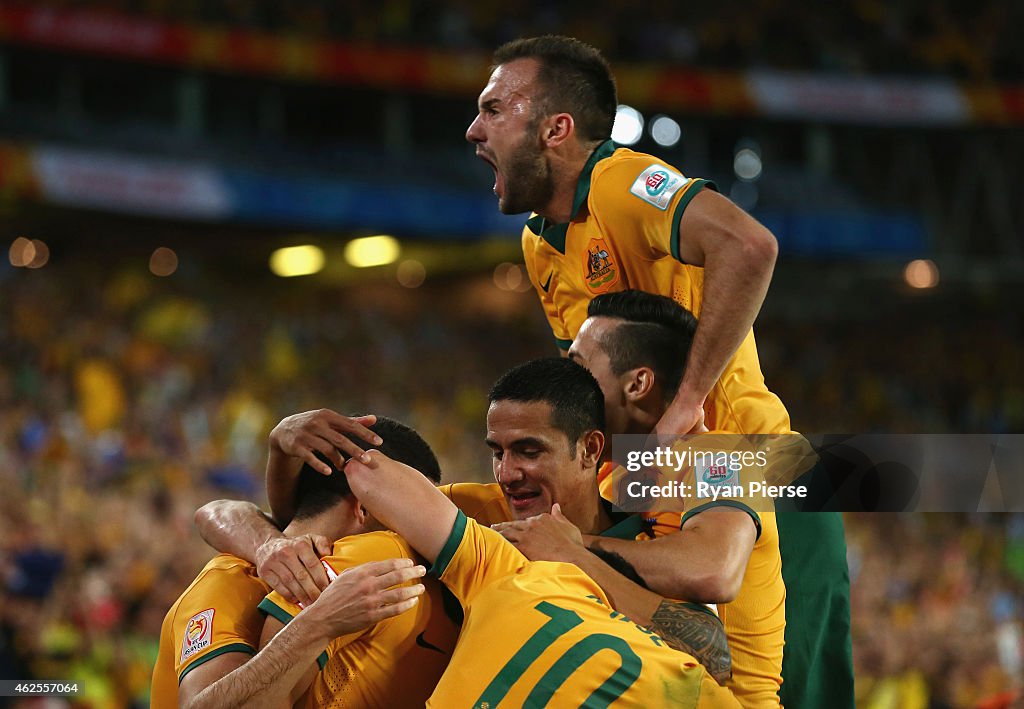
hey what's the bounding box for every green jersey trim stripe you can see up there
[670,179,715,264]
[681,499,762,541]
[258,598,329,669]
[178,643,256,685]
[430,509,468,578]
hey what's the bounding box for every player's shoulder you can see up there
[440,482,510,526]
[591,148,693,212]
[169,555,264,623]
[328,530,420,566]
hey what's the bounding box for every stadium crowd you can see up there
[23,0,1024,81]
[1,262,1022,707]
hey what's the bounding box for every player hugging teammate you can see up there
[151,34,852,709]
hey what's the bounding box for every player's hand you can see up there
[304,558,426,636]
[652,400,707,438]
[256,534,332,606]
[492,504,586,563]
[270,409,382,475]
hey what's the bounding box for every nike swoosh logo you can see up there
[415,631,445,654]
[540,272,553,293]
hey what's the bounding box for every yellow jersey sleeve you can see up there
[438,482,511,527]
[590,152,713,265]
[171,557,268,683]
[430,510,527,608]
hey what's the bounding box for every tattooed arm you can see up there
[647,599,731,683]
[585,547,731,683]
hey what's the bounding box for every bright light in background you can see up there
[9,237,49,268]
[611,105,644,146]
[904,259,939,289]
[650,115,681,147]
[270,245,325,277]
[150,247,179,277]
[493,262,531,292]
[344,235,400,268]
[396,259,426,288]
[734,147,763,181]
[9,237,35,267]
[26,240,50,269]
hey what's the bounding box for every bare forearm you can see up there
[569,549,730,683]
[266,447,303,526]
[587,532,744,604]
[194,500,281,563]
[678,236,775,407]
[649,601,731,684]
[186,615,325,709]
[345,455,456,563]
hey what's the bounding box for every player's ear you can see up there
[624,367,656,403]
[579,429,604,468]
[542,112,574,148]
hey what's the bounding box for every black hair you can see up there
[487,358,605,454]
[493,35,617,143]
[587,290,698,403]
[293,416,441,520]
[590,547,650,590]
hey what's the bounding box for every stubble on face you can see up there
[498,113,556,216]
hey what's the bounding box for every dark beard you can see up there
[499,140,554,216]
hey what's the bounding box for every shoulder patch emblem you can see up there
[629,164,689,210]
[583,238,619,294]
[180,608,215,664]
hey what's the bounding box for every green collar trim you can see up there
[526,140,617,254]
[598,497,652,540]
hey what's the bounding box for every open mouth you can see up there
[477,151,502,196]
[505,490,542,510]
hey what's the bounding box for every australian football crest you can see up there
[584,238,619,293]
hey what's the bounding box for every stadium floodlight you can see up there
[733,147,763,182]
[149,247,179,277]
[397,259,426,288]
[650,115,682,148]
[270,244,325,277]
[8,237,35,267]
[611,105,644,146]
[904,259,939,289]
[344,235,401,268]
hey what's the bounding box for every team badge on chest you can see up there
[583,238,619,293]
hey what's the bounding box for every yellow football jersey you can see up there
[522,140,791,436]
[259,530,459,708]
[440,481,512,527]
[430,511,738,708]
[597,460,785,708]
[151,554,269,708]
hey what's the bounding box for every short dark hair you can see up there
[493,35,617,143]
[293,416,441,520]
[590,548,650,590]
[587,290,698,402]
[488,358,605,453]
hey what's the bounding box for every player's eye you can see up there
[491,449,504,460]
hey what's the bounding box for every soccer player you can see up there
[227,365,732,682]
[500,290,785,706]
[467,35,853,708]
[342,451,740,704]
[150,416,438,708]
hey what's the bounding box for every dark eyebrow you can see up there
[484,436,547,449]
[480,98,501,111]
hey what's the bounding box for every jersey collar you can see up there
[525,139,618,254]
[598,496,653,540]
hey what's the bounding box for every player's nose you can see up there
[466,114,484,144]
[494,456,523,485]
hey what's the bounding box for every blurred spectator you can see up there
[17,0,1024,81]
[2,259,1023,706]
